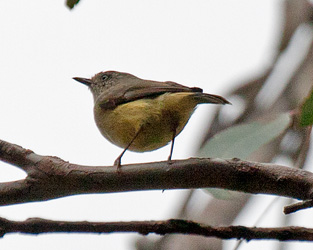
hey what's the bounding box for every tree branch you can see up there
[1,139,313,206]
[284,199,313,214]
[0,217,313,241]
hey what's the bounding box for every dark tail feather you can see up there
[194,93,231,105]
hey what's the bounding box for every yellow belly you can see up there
[93,92,198,152]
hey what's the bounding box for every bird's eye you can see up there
[101,74,109,81]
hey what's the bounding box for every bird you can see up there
[73,71,230,169]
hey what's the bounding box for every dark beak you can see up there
[73,77,93,86]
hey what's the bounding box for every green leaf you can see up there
[66,0,80,9]
[198,113,291,160]
[200,113,291,200]
[300,89,313,127]
[204,188,236,200]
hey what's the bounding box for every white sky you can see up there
[1,0,306,249]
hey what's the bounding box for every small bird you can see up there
[73,71,230,168]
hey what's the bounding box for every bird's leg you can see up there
[114,128,142,170]
[168,126,177,162]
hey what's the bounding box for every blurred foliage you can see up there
[146,1,313,249]
[300,88,313,127]
[198,113,291,159]
[66,0,80,9]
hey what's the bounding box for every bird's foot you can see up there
[114,157,122,173]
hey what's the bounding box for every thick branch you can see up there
[1,139,313,206]
[0,217,313,241]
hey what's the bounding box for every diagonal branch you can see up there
[0,217,313,241]
[1,139,313,207]
[284,199,313,214]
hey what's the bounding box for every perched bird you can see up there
[73,71,230,168]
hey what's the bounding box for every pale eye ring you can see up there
[101,74,109,81]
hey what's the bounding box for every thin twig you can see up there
[284,199,313,214]
[0,217,313,241]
